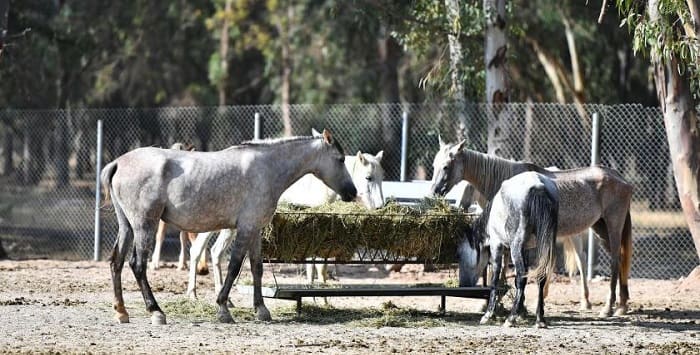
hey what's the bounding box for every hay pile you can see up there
[261,198,478,263]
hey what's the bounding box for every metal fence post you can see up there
[400,111,409,182]
[93,119,103,261]
[587,112,601,280]
[254,112,261,141]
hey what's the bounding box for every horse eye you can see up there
[365,176,373,181]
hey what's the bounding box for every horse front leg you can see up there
[248,230,272,321]
[211,230,236,307]
[216,229,252,323]
[186,231,214,299]
[130,222,166,325]
[148,220,167,271]
[480,246,503,325]
[177,231,188,270]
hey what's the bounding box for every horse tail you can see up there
[100,160,118,205]
[527,187,558,282]
[562,237,578,277]
[620,211,633,283]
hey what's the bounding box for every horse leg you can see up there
[110,201,133,323]
[177,231,188,270]
[594,219,622,318]
[192,232,210,276]
[480,245,503,325]
[305,260,316,284]
[211,229,235,297]
[148,220,167,271]
[504,245,527,328]
[534,275,548,328]
[248,231,272,321]
[130,220,166,325]
[615,212,632,316]
[186,231,214,299]
[216,228,254,323]
[563,236,591,310]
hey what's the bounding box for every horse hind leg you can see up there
[504,243,527,328]
[186,231,215,299]
[534,275,548,328]
[110,201,133,324]
[593,218,623,318]
[130,219,167,325]
[177,230,188,270]
[563,236,591,310]
[615,212,632,316]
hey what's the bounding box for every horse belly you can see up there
[556,201,601,237]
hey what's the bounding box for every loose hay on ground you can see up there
[262,198,478,263]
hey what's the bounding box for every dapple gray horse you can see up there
[460,171,559,328]
[149,142,208,275]
[101,130,357,324]
[432,138,633,317]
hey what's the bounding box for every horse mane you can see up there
[460,149,549,201]
[232,135,345,155]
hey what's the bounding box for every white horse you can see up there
[279,149,385,284]
[101,129,356,324]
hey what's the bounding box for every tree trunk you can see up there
[217,0,232,106]
[445,0,468,141]
[377,29,401,180]
[649,0,700,261]
[0,0,8,59]
[280,3,293,137]
[484,0,511,157]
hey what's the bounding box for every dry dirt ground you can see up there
[0,259,698,354]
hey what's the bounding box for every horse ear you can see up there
[438,134,446,147]
[186,143,195,151]
[311,128,322,137]
[456,139,466,151]
[375,150,384,162]
[322,129,333,144]
[356,151,366,164]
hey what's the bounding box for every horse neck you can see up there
[460,149,524,201]
[254,139,326,195]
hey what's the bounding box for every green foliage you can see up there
[616,0,700,99]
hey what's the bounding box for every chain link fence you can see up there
[0,103,697,279]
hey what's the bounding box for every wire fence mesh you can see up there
[0,103,697,279]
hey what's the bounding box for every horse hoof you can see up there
[148,262,159,271]
[599,308,613,318]
[503,317,517,328]
[217,307,234,323]
[186,291,197,300]
[114,312,130,324]
[479,315,491,325]
[226,299,234,308]
[256,307,272,322]
[614,306,628,316]
[151,311,166,325]
[535,321,548,329]
[581,302,592,311]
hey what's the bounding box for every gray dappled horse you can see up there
[149,142,208,275]
[460,171,559,328]
[432,138,633,318]
[101,129,357,324]
[183,149,385,300]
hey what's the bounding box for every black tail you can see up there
[527,187,558,282]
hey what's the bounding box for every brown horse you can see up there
[432,138,633,318]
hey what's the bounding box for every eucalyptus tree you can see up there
[615,0,700,263]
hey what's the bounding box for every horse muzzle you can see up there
[340,184,357,202]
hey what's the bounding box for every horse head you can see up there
[352,150,385,209]
[457,223,489,287]
[431,136,466,197]
[312,129,357,202]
